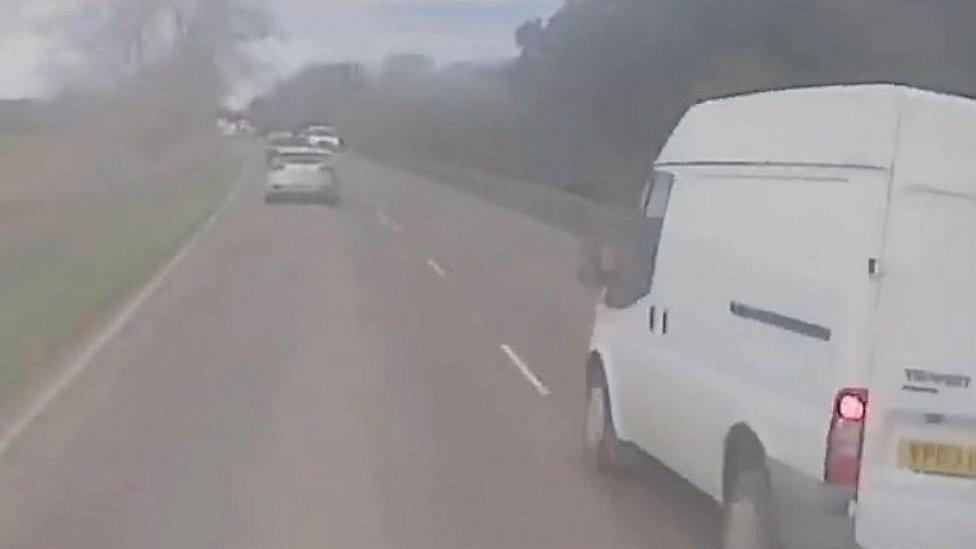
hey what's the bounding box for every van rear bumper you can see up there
[856,488,974,549]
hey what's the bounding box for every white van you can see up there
[585,85,976,549]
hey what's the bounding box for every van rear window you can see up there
[604,170,674,309]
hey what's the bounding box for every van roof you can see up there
[656,84,976,173]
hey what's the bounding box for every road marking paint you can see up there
[426,259,447,278]
[375,209,404,235]
[0,174,249,460]
[500,344,551,397]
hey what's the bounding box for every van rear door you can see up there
[857,177,976,549]
[856,92,976,549]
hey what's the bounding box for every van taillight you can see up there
[825,388,869,487]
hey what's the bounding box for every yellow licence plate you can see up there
[902,441,976,478]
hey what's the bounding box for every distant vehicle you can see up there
[300,124,344,151]
[585,85,976,549]
[267,139,325,157]
[217,116,256,137]
[265,135,310,164]
[265,150,339,205]
[266,130,294,142]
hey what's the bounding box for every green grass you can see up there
[0,151,240,392]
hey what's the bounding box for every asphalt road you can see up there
[0,148,719,548]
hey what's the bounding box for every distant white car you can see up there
[265,136,312,165]
[270,143,333,158]
[586,84,976,549]
[301,125,344,151]
[266,130,294,142]
[265,150,339,204]
[217,117,256,137]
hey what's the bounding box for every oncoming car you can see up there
[585,85,976,549]
[265,149,339,205]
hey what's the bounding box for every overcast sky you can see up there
[272,1,560,65]
[0,0,561,100]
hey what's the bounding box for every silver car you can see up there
[265,150,339,204]
[301,125,344,151]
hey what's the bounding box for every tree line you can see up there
[250,0,976,205]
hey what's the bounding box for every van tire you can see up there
[722,468,779,549]
[584,359,620,470]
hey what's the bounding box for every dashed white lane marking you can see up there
[376,209,404,235]
[500,344,551,397]
[0,174,248,460]
[426,259,447,278]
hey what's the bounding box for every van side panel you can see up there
[637,165,887,498]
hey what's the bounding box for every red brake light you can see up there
[825,388,869,487]
[838,393,866,421]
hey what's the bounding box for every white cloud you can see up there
[0,32,53,97]
[0,1,90,98]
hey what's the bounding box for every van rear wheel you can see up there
[584,362,619,470]
[722,469,779,549]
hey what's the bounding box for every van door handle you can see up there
[649,306,656,333]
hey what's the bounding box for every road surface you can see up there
[0,148,719,548]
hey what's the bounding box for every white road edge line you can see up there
[426,259,447,279]
[500,344,551,397]
[375,209,404,235]
[0,174,248,460]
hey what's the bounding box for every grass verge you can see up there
[0,144,241,393]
